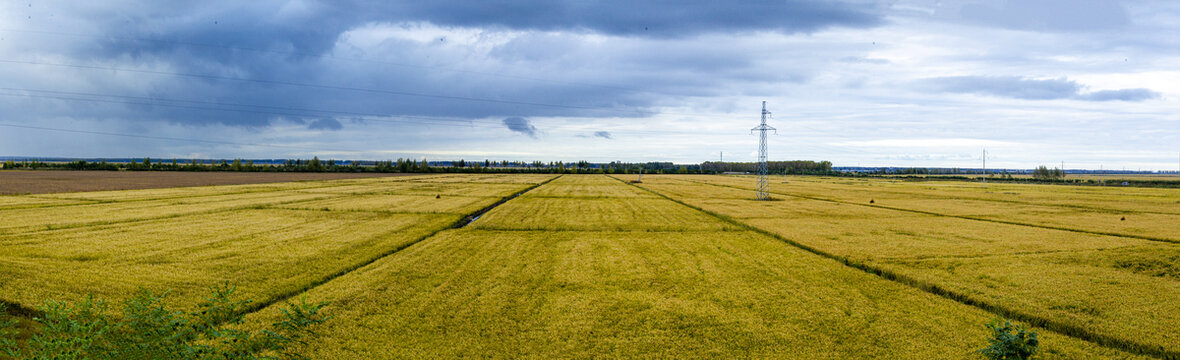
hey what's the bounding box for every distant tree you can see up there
[1032,165,1063,180]
[309,156,322,171]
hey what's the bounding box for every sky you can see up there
[0,0,1177,170]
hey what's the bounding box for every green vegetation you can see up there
[700,160,833,174]
[979,319,1040,360]
[1,285,327,359]
[1032,165,1066,180]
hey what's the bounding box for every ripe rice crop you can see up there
[0,208,454,310]
[881,244,1180,352]
[408,174,557,184]
[3,173,1168,358]
[241,227,1133,358]
[35,181,341,202]
[0,174,543,314]
[470,197,737,232]
[630,174,1180,356]
[0,191,334,235]
[279,194,501,214]
[0,195,94,210]
[526,184,659,198]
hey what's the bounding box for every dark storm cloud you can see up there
[11,0,871,129]
[307,118,343,130]
[594,131,612,139]
[372,0,885,38]
[502,117,537,138]
[918,76,1160,102]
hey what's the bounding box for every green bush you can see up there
[1,304,18,357]
[0,284,328,359]
[979,318,1039,360]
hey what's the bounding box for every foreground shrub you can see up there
[979,318,1039,360]
[0,284,328,359]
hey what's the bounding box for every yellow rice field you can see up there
[625,174,1180,356]
[3,173,1175,358]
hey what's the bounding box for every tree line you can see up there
[1,158,736,174]
[700,160,833,174]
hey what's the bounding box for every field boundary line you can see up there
[879,245,1144,262]
[686,178,1180,245]
[238,175,562,316]
[0,193,348,237]
[612,175,1177,359]
[14,179,375,208]
[776,178,1180,216]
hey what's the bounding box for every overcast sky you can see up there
[1,0,1177,170]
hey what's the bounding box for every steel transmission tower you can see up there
[751,101,776,200]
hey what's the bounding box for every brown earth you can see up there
[0,170,416,195]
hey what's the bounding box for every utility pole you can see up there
[750,101,776,200]
[982,148,987,187]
